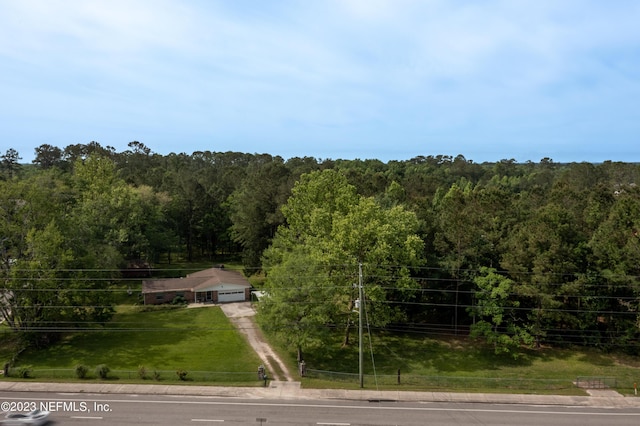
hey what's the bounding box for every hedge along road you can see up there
[216,302,294,382]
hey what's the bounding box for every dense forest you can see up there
[1,142,640,355]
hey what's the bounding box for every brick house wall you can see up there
[143,285,251,305]
[143,290,195,305]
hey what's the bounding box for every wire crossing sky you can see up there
[1,0,639,163]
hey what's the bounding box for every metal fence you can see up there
[6,368,260,383]
[304,369,582,392]
[575,376,617,389]
[4,367,621,392]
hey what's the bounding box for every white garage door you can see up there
[218,290,245,302]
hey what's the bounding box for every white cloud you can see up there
[1,0,193,54]
[1,0,639,162]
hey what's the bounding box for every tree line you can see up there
[1,142,640,355]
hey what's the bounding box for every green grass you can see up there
[266,329,640,395]
[0,323,19,363]
[5,302,640,394]
[8,305,262,383]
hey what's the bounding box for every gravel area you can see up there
[218,302,294,381]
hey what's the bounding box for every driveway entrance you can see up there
[218,302,294,382]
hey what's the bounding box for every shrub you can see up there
[95,364,110,380]
[172,295,187,305]
[153,370,161,381]
[75,364,89,379]
[139,304,183,312]
[16,366,32,379]
[176,369,188,381]
[138,365,147,380]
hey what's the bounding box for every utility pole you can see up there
[358,262,364,388]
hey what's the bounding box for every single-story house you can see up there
[142,267,251,305]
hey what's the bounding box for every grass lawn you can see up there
[7,305,262,383]
[266,329,640,395]
[5,300,640,394]
[0,323,18,363]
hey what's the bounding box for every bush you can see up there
[95,364,110,380]
[176,369,188,381]
[153,370,161,381]
[138,365,147,380]
[172,295,187,305]
[75,364,89,379]
[16,366,32,379]
[139,304,183,312]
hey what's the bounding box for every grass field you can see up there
[289,330,640,394]
[5,305,263,383]
[3,299,640,394]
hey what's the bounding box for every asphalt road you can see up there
[2,391,640,426]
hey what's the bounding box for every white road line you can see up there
[317,423,350,426]
[191,419,224,422]
[71,416,103,420]
[6,396,639,417]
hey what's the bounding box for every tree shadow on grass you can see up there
[18,307,198,369]
[305,331,552,375]
[575,350,615,367]
[301,330,635,384]
[382,333,536,373]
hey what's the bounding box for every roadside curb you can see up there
[2,380,640,408]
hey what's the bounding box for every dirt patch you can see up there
[218,302,294,381]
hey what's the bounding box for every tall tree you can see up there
[70,155,145,267]
[62,142,115,166]
[3,222,113,347]
[501,202,586,347]
[0,149,22,179]
[432,181,481,333]
[0,169,116,348]
[32,144,63,169]
[588,190,640,352]
[260,170,424,357]
[468,267,533,356]
[228,159,291,271]
[257,248,335,361]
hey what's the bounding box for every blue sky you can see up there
[1,0,639,163]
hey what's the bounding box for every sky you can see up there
[1,0,639,164]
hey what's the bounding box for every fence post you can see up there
[397,369,401,385]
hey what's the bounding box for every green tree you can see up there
[588,190,640,352]
[501,202,586,347]
[0,170,72,269]
[32,144,63,170]
[0,172,115,347]
[228,159,291,271]
[260,170,424,356]
[62,141,115,165]
[70,155,132,267]
[132,185,177,263]
[432,181,482,333]
[4,222,114,347]
[257,249,335,361]
[469,267,532,356]
[70,154,171,265]
[330,196,424,345]
[1,148,22,179]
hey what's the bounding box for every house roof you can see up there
[142,267,250,294]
